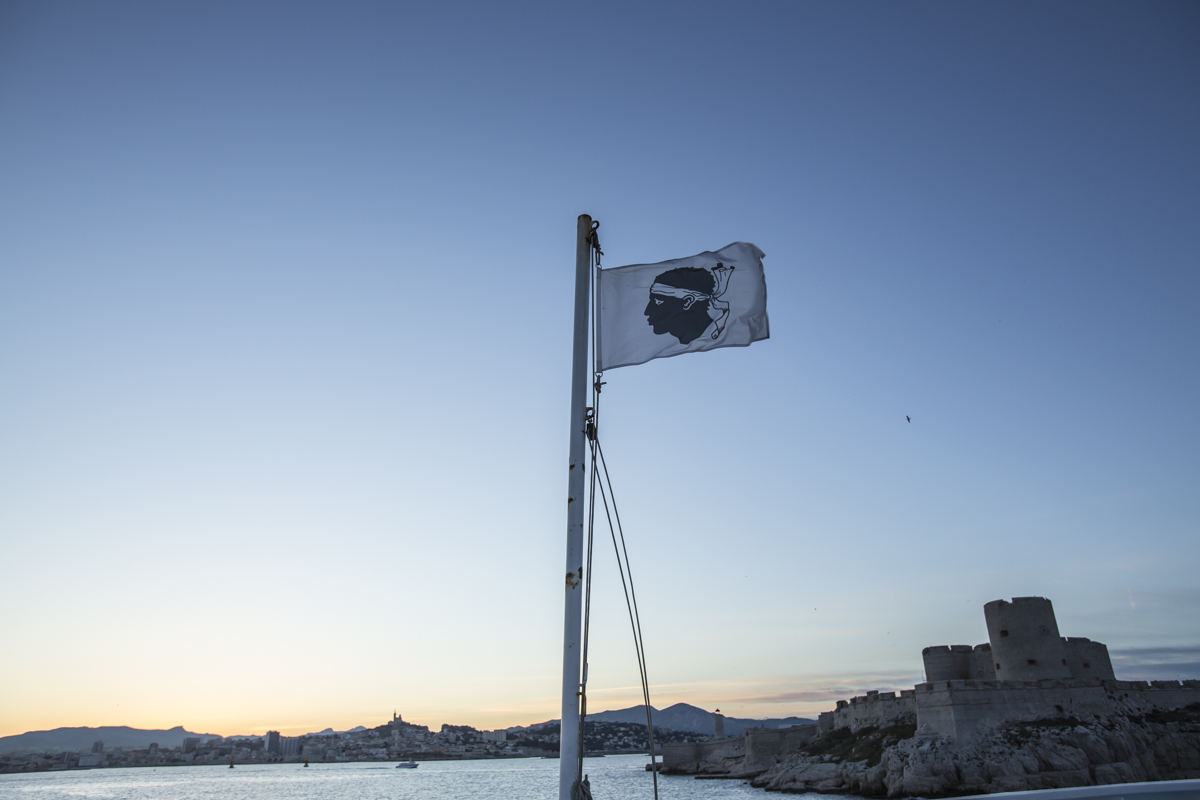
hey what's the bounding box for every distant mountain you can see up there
[0,726,221,753]
[305,726,368,737]
[520,703,814,738]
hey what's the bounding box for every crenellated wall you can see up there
[817,689,917,735]
[914,677,1200,739]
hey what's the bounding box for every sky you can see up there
[1,1,1197,739]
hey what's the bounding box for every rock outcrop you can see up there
[749,706,1200,796]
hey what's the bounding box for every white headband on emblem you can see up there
[649,264,734,339]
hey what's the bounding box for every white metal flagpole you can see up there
[559,213,593,800]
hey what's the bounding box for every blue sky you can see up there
[1,1,1197,737]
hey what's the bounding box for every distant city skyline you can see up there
[0,701,813,747]
[2,1,1197,739]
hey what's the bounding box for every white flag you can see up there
[597,242,768,371]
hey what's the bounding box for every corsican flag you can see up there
[597,242,768,371]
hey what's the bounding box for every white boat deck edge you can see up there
[971,779,1200,800]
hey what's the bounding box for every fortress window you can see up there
[1000,630,1009,638]
[1062,659,1068,665]
[1083,663,1091,669]
[1027,659,1038,666]
[996,663,1002,670]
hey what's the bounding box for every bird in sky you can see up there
[906,416,911,423]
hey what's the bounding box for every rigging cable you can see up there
[593,437,658,797]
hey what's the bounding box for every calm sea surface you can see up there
[0,756,831,800]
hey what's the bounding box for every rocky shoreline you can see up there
[672,705,1200,796]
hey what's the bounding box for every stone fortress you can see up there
[663,596,1200,777]
[817,596,1197,740]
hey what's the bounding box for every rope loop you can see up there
[589,220,602,265]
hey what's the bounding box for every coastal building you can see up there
[264,731,281,754]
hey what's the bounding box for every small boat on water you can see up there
[395,761,418,769]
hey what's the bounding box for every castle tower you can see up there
[969,643,996,680]
[922,645,973,681]
[1062,637,1116,680]
[984,597,1071,680]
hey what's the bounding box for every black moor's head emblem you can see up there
[644,264,734,345]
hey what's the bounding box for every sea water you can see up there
[0,755,823,800]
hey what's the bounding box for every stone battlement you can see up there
[820,689,917,735]
[914,674,1200,739]
[836,688,917,706]
[914,678,1200,692]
